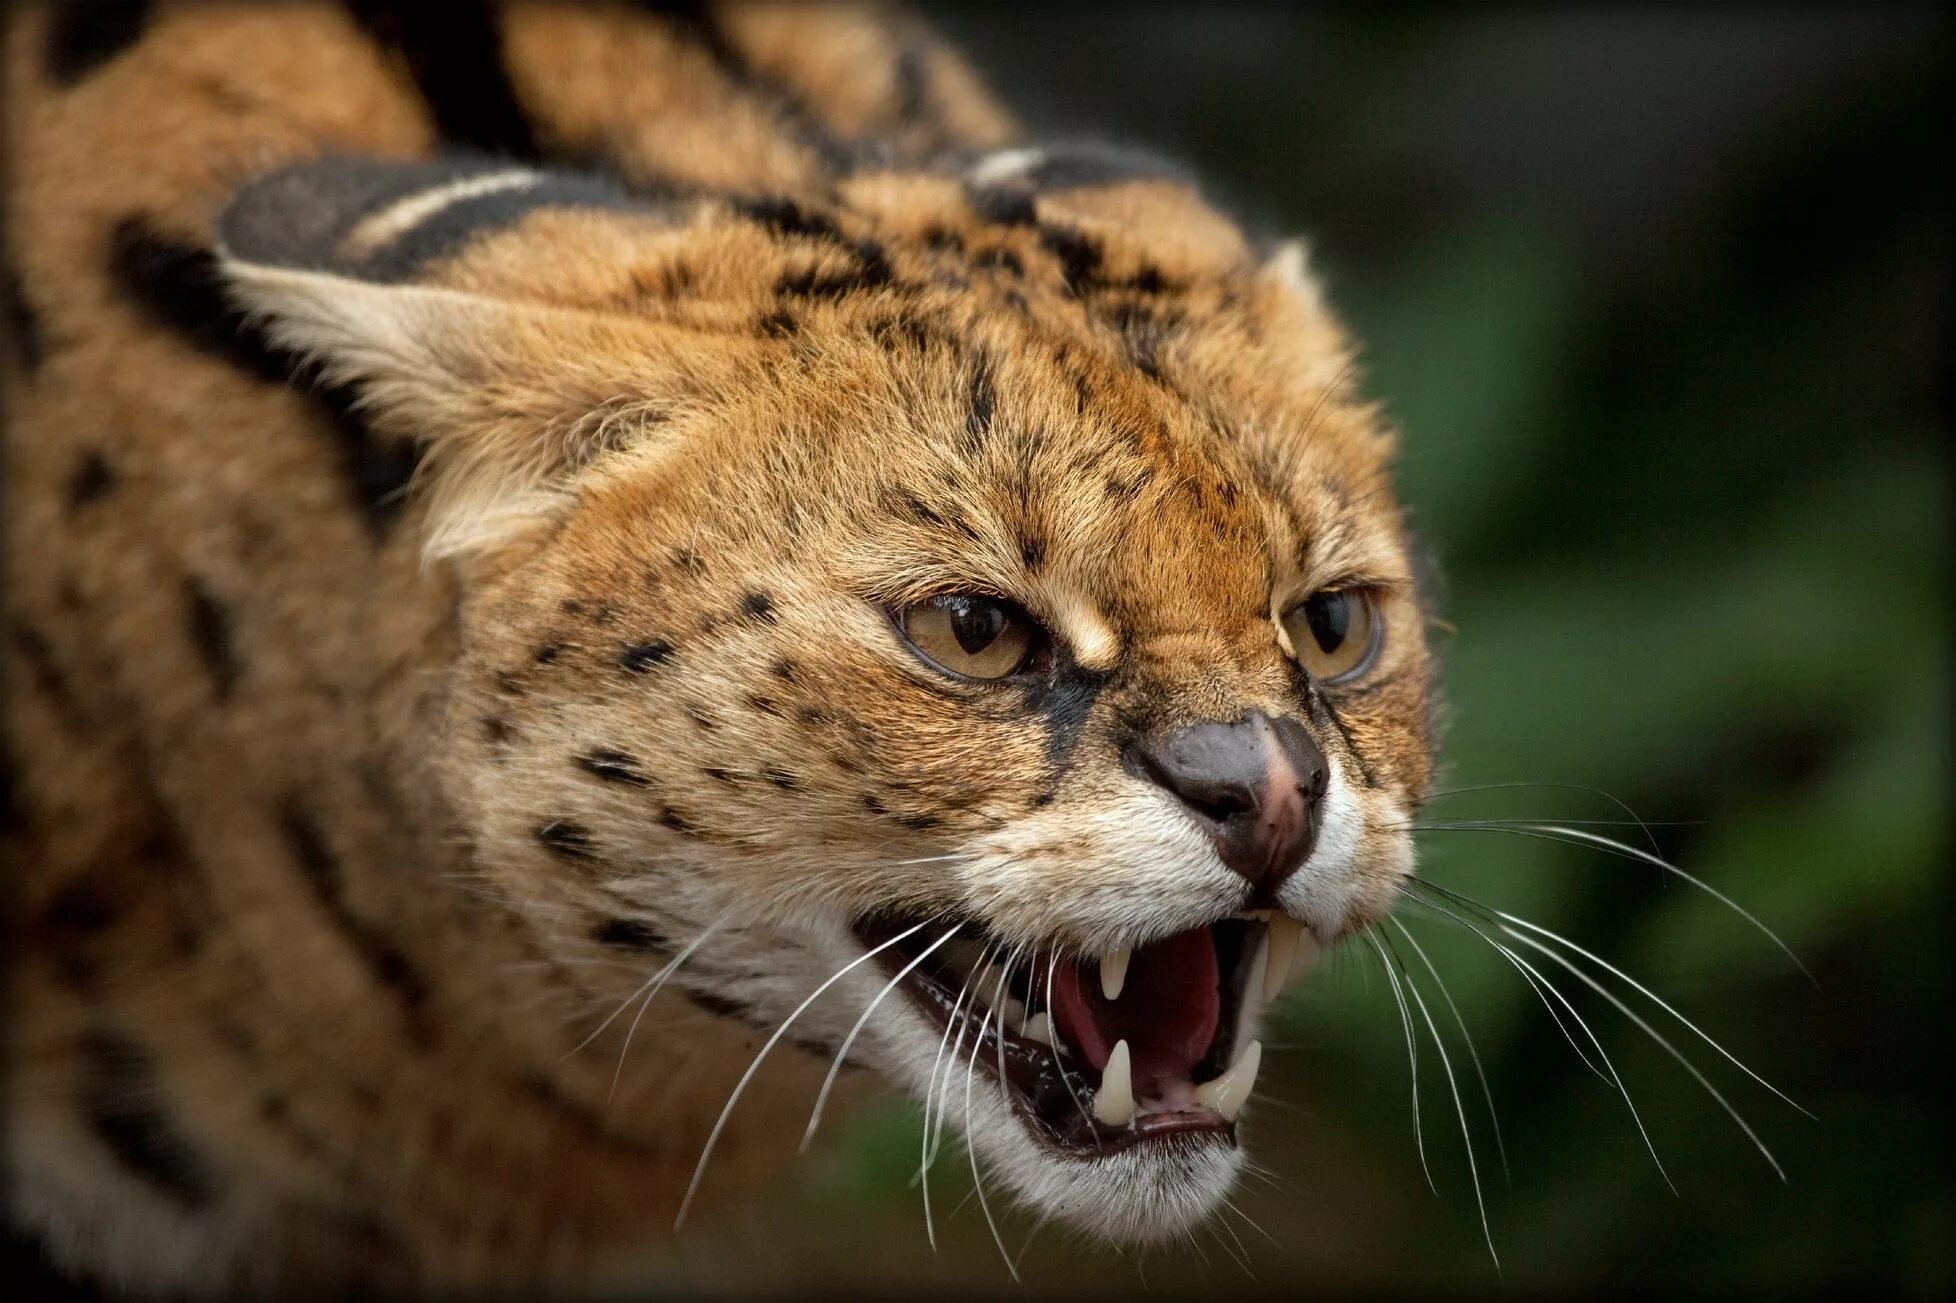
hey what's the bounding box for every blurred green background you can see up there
[676,7,1950,1298]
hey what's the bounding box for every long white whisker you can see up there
[563,921,722,1063]
[1364,930,1433,1192]
[801,924,963,1152]
[920,941,993,1249]
[1497,922,1787,1180]
[675,917,938,1229]
[1405,885,1674,1190]
[1390,929,1499,1268]
[1496,909,1812,1119]
[1391,919,1509,1183]
[1044,950,1098,1140]
[964,957,1018,1282]
[1414,821,1810,981]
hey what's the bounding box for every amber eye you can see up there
[896,594,1040,680]
[1280,588,1381,683]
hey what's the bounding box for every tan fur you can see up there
[4,3,1432,1291]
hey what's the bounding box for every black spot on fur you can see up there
[1040,225,1103,293]
[774,240,894,299]
[702,766,735,784]
[593,917,664,951]
[861,793,887,815]
[183,578,239,698]
[533,643,561,665]
[894,811,939,831]
[535,820,596,859]
[974,247,1023,277]
[495,671,524,695]
[483,714,513,746]
[279,802,433,1035]
[578,750,649,787]
[347,1,539,158]
[764,768,799,791]
[3,264,44,371]
[740,592,777,624]
[65,453,117,510]
[44,0,151,86]
[619,640,673,672]
[560,599,585,615]
[770,658,799,683]
[732,196,844,243]
[658,808,699,836]
[758,308,799,338]
[1020,533,1047,571]
[923,225,964,253]
[78,1030,216,1209]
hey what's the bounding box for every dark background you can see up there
[687,6,1949,1297]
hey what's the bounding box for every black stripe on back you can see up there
[44,0,152,87]
[277,801,435,1042]
[108,216,419,538]
[183,577,240,698]
[78,1030,217,1209]
[347,1,539,159]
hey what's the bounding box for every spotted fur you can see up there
[4,2,1433,1291]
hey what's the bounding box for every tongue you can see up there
[1049,927,1220,1091]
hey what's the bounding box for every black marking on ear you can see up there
[65,453,117,510]
[620,640,674,672]
[963,353,996,454]
[44,0,151,87]
[109,217,419,537]
[740,592,777,624]
[1026,667,1110,775]
[279,802,434,1036]
[535,820,596,859]
[183,578,239,699]
[3,264,44,372]
[1025,143,1193,193]
[361,174,642,283]
[79,1030,216,1209]
[578,750,650,787]
[593,917,665,951]
[970,185,1036,227]
[347,1,538,158]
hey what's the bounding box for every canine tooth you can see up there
[1092,1039,1135,1127]
[1193,1039,1262,1123]
[1021,1012,1056,1047]
[1100,946,1132,1001]
[998,995,1027,1028]
[1265,916,1303,1003]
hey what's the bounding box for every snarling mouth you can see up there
[854,912,1323,1156]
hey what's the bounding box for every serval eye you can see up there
[897,594,1039,680]
[1280,588,1381,683]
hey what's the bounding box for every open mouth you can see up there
[854,911,1323,1157]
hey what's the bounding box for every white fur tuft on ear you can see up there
[1262,237,1327,320]
[220,256,691,563]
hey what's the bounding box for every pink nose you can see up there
[1125,711,1329,906]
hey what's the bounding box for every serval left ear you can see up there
[217,154,762,561]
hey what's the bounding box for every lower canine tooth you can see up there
[1193,1039,1262,1123]
[1100,946,1132,1001]
[1092,1039,1135,1127]
[1021,1012,1055,1047]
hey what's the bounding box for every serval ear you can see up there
[217,154,759,560]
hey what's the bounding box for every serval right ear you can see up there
[217,154,761,561]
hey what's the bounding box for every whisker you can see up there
[920,940,993,1248]
[801,924,962,1152]
[1391,918,1510,1183]
[1497,909,1812,1120]
[1412,882,1789,1181]
[1363,930,1434,1193]
[1421,780,1667,857]
[561,921,722,1063]
[1409,821,1811,982]
[1404,884,1675,1189]
[1386,927,1499,1268]
[676,916,940,1229]
[964,959,1018,1282]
